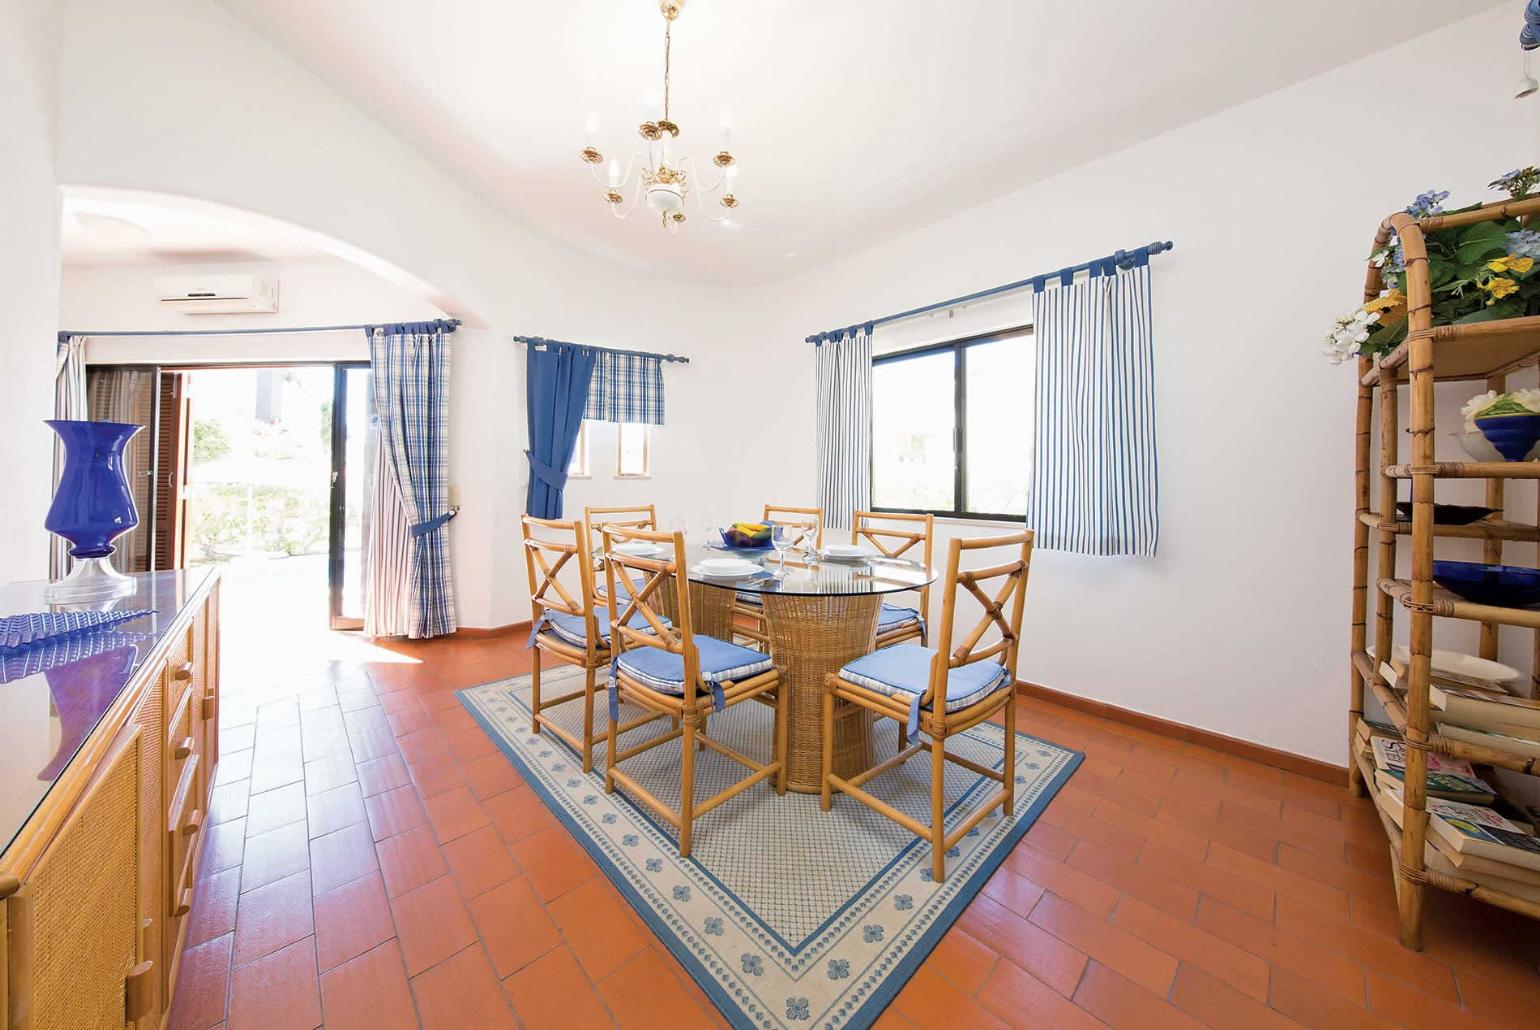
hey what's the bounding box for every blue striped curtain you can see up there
[812,324,873,531]
[1026,256,1158,555]
[368,321,458,638]
[586,349,665,425]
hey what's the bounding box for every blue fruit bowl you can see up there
[719,526,772,550]
[1475,413,1540,461]
[1432,560,1540,608]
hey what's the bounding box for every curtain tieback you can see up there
[410,507,459,538]
[526,451,569,492]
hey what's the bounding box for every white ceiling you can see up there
[215,0,1498,286]
[61,191,325,265]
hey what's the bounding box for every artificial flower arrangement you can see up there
[1460,388,1540,462]
[1324,167,1540,365]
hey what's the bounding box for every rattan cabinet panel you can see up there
[6,726,142,1029]
[0,573,219,1030]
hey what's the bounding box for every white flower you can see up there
[1323,304,1385,365]
[1462,390,1499,431]
[1512,388,1540,414]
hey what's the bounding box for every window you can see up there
[617,422,649,478]
[872,329,1031,520]
[567,421,590,478]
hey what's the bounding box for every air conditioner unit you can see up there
[155,275,279,314]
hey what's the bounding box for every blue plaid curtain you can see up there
[1026,252,1158,555]
[368,321,458,638]
[585,349,665,426]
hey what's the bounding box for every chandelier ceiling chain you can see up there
[579,0,739,232]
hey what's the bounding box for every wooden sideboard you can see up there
[0,568,220,1029]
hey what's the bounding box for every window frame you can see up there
[615,422,650,479]
[567,420,590,480]
[870,325,1031,523]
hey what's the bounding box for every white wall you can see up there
[60,255,444,363]
[0,0,64,584]
[40,0,1538,764]
[738,5,1540,764]
[52,0,755,628]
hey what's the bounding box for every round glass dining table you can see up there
[677,545,938,794]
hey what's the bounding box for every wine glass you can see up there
[700,511,718,548]
[772,524,801,574]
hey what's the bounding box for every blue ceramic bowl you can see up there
[1432,560,1540,608]
[1475,413,1540,462]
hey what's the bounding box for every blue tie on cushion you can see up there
[735,590,763,607]
[838,644,1011,736]
[611,635,773,719]
[542,609,670,649]
[877,603,924,633]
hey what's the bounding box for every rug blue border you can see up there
[458,681,1083,1030]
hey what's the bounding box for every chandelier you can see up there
[580,0,739,231]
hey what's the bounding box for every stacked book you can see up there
[1378,658,1540,758]
[1359,660,1540,901]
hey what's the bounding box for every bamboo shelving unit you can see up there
[1349,195,1540,951]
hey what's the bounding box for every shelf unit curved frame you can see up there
[1349,195,1540,951]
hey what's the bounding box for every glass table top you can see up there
[0,567,213,858]
[604,544,936,598]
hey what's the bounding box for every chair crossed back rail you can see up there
[585,504,658,539]
[926,531,1034,711]
[601,525,702,704]
[521,514,600,653]
[763,504,824,549]
[853,509,934,611]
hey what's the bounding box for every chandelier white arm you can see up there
[577,0,741,231]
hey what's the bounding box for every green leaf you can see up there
[1456,221,1510,264]
[1454,300,1522,323]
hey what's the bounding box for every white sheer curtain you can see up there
[50,336,88,580]
[362,415,414,637]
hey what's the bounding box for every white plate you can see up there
[614,542,663,558]
[822,544,871,559]
[1368,644,1521,689]
[695,559,759,577]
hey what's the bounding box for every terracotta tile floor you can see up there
[170,594,1540,1028]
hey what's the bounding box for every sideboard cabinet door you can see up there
[6,725,144,1029]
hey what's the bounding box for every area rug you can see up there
[459,666,1081,1029]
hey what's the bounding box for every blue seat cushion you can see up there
[877,603,924,634]
[840,644,1010,716]
[735,590,763,608]
[543,609,668,649]
[616,635,773,697]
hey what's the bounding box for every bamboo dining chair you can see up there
[820,530,1033,882]
[734,504,825,646]
[520,514,615,773]
[603,525,788,857]
[851,510,934,649]
[585,505,658,605]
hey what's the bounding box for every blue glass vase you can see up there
[44,419,142,603]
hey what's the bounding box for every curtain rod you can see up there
[806,240,1173,343]
[57,318,461,339]
[513,335,690,364]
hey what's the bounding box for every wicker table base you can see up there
[761,593,880,794]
